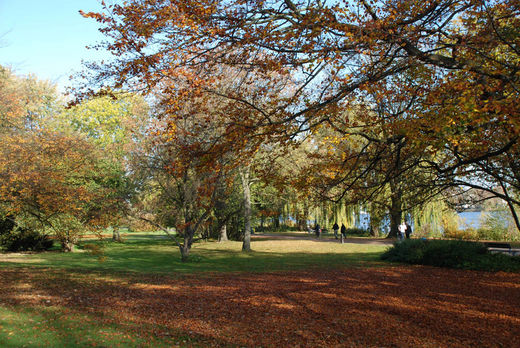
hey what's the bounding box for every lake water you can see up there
[458,211,486,229]
[352,211,486,230]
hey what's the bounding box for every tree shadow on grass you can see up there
[0,302,222,348]
[0,237,387,275]
[0,249,385,275]
[0,265,519,347]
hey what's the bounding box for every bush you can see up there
[477,228,507,241]
[479,209,520,241]
[441,212,461,235]
[0,226,54,252]
[345,228,370,236]
[0,215,16,235]
[443,228,478,240]
[381,239,520,272]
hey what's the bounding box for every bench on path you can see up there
[484,242,520,256]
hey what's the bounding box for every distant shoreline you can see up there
[456,209,482,213]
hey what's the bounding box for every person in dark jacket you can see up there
[340,224,347,239]
[332,222,339,239]
[315,223,321,238]
[405,222,412,239]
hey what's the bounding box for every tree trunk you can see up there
[504,198,520,233]
[273,214,280,229]
[499,181,520,233]
[180,243,190,262]
[370,224,380,237]
[297,201,309,231]
[219,223,228,242]
[180,225,194,262]
[387,179,402,239]
[112,226,122,242]
[61,241,75,252]
[240,167,252,252]
[303,201,309,231]
[369,204,381,237]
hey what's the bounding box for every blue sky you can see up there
[0,0,109,90]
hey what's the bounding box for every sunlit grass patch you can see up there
[0,305,200,348]
[0,232,387,275]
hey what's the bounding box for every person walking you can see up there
[332,222,339,239]
[315,223,321,238]
[398,222,406,240]
[340,223,347,239]
[405,222,412,239]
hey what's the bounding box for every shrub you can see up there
[477,228,507,241]
[0,215,16,236]
[381,239,520,272]
[479,209,520,241]
[345,228,370,236]
[412,224,433,239]
[441,212,460,235]
[443,228,478,240]
[0,226,53,252]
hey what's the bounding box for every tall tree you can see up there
[81,0,520,228]
[60,94,149,241]
[0,67,124,251]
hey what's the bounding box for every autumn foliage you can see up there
[0,67,125,251]
[0,265,519,347]
[79,0,520,234]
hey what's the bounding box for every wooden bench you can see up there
[484,242,520,256]
[485,242,512,251]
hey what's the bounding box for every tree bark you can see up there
[61,241,75,252]
[273,214,280,229]
[386,138,405,239]
[180,225,194,262]
[369,205,381,237]
[219,223,228,242]
[112,226,122,242]
[303,201,309,230]
[506,201,520,234]
[297,201,309,231]
[388,179,402,238]
[370,224,380,237]
[240,167,252,252]
[180,243,190,262]
[498,180,520,233]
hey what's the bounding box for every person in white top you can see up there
[398,222,406,240]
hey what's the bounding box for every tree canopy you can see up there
[78,0,519,234]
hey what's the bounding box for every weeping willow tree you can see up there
[412,199,457,238]
[308,200,360,230]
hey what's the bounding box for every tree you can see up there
[59,94,149,241]
[127,71,251,260]
[0,67,125,251]
[212,173,242,242]
[305,75,446,237]
[0,130,120,251]
[81,1,520,229]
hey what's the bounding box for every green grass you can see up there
[0,232,387,347]
[0,231,387,275]
[2,234,518,347]
[0,305,203,348]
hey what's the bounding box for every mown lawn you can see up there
[1,233,519,347]
[0,232,387,274]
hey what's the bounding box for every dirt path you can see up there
[252,232,394,245]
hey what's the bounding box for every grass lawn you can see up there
[0,231,387,274]
[1,233,519,347]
